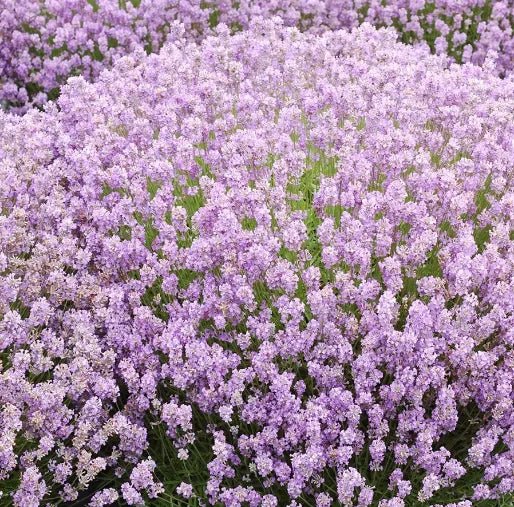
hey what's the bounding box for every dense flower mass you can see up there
[1,0,513,111]
[1,19,514,506]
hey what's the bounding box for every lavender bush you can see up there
[1,0,513,111]
[1,20,513,505]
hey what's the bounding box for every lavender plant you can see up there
[1,19,513,506]
[1,0,513,111]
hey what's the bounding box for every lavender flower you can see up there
[0,18,513,506]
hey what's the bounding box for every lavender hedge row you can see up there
[1,21,513,506]
[1,0,513,111]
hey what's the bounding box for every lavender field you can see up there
[0,2,513,506]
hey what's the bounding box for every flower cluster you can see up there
[1,19,513,506]
[1,0,513,111]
